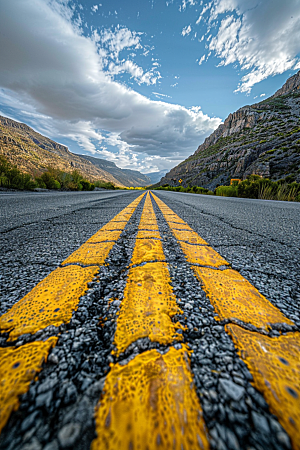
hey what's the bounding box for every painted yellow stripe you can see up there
[0,193,145,340]
[168,222,194,230]
[0,337,57,433]
[0,265,99,341]
[179,242,229,268]
[87,229,124,243]
[136,229,161,239]
[130,238,165,266]
[113,193,183,356]
[113,262,184,355]
[171,229,208,245]
[151,192,299,445]
[93,192,209,449]
[151,192,294,330]
[226,325,300,450]
[193,266,291,330]
[62,242,115,266]
[92,346,209,450]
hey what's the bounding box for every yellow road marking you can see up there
[168,222,194,231]
[0,337,57,433]
[113,262,183,355]
[113,193,183,355]
[151,193,294,330]
[62,242,115,266]
[226,325,300,450]
[111,213,133,221]
[193,266,292,330]
[96,193,209,450]
[0,193,145,340]
[99,221,129,231]
[151,192,299,445]
[136,229,161,239]
[87,230,123,243]
[179,242,229,268]
[92,346,209,450]
[171,229,208,245]
[130,239,165,266]
[0,266,99,341]
[160,215,186,224]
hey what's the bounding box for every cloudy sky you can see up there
[0,0,300,173]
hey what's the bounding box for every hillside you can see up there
[79,154,151,187]
[159,71,300,189]
[0,116,151,187]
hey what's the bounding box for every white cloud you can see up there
[198,55,206,65]
[196,2,213,24]
[99,26,142,60]
[91,5,98,12]
[92,25,161,85]
[180,0,196,12]
[197,0,300,92]
[0,0,221,172]
[152,92,172,99]
[182,25,192,36]
[260,93,266,98]
[108,60,160,85]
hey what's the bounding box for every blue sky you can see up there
[0,0,300,173]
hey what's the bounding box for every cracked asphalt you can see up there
[0,190,299,450]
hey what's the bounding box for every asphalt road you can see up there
[0,190,299,450]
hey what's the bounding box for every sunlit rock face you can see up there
[160,70,300,190]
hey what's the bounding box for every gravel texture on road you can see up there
[0,190,299,450]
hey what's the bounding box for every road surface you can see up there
[0,190,299,450]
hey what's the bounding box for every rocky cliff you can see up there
[0,116,150,187]
[159,71,300,189]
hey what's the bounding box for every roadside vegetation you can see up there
[153,175,300,202]
[0,155,117,191]
[153,184,214,196]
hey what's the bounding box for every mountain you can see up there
[144,170,168,184]
[159,71,300,189]
[78,154,151,187]
[0,116,150,187]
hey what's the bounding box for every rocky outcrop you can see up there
[159,70,300,189]
[272,70,300,98]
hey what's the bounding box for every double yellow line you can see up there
[92,192,210,450]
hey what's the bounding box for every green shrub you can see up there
[35,177,47,189]
[94,181,116,190]
[216,185,238,197]
[81,180,94,191]
[0,155,37,190]
[39,172,61,189]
